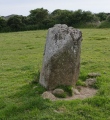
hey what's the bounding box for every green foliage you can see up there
[0,17,7,29]
[99,21,110,28]
[56,85,73,96]
[0,17,9,32]
[0,8,105,32]
[63,86,73,96]
[79,70,88,81]
[28,8,48,25]
[76,80,86,86]
[51,9,73,26]
[106,15,110,22]
[96,12,108,21]
[7,15,24,31]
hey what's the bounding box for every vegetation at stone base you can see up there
[54,85,73,97]
[0,29,110,119]
[0,8,110,33]
[76,80,86,87]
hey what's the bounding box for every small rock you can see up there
[72,88,80,95]
[53,88,65,96]
[42,91,56,101]
[85,78,97,86]
[88,73,101,78]
[33,86,38,89]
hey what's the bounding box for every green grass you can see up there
[0,29,110,120]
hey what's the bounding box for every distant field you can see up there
[0,29,110,120]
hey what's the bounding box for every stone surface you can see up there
[88,73,101,78]
[85,78,97,86]
[53,88,65,96]
[39,24,82,90]
[72,88,80,95]
[42,91,56,101]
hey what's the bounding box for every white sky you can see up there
[0,0,110,16]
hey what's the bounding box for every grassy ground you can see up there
[0,29,110,120]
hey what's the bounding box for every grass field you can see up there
[0,29,110,120]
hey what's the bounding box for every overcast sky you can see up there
[0,0,110,16]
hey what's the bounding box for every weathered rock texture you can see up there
[39,24,82,90]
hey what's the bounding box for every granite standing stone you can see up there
[39,24,82,90]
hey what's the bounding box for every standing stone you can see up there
[39,24,82,90]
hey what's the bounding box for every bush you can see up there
[99,21,110,28]
[106,15,110,22]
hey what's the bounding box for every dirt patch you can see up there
[42,86,97,101]
[61,87,97,100]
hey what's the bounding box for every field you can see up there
[0,29,110,120]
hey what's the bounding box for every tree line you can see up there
[0,8,110,32]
